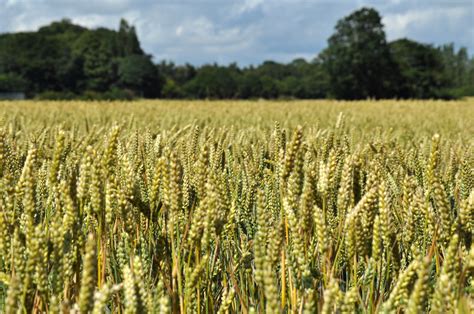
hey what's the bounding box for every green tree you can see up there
[162,79,184,98]
[117,54,161,97]
[468,58,474,95]
[438,44,474,96]
[390,39,450,98]
[73,29,119,92]
[0,73,27,92]
[438,44,469,87]
[255,61,291,80]
[259,76,279,98]
[237,72,262,99]
[321,7,398,99]
[183,65,238,99]
[117,19,143,56]
[280,77,305,98]
[0,18,149,98]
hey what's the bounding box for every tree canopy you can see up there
[321,8,401,99]
[0,10,472,100]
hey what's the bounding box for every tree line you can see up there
[0,8,473,100]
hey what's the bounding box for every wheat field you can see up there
[0,99,473,313]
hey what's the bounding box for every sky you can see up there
[1,0,473,66]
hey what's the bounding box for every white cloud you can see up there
[237,0,265,13]
[384,7,470,39]
[5,0,19,7]
[71,14,133,30]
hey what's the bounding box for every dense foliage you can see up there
[0,18,159,99]
[0,99,473,313]
[321,8,399,99]
[0,8,473,100]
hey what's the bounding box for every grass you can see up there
[0,99,473,313]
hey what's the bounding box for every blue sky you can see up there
[1,0,473,65]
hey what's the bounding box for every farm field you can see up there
[0,99,473,313]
